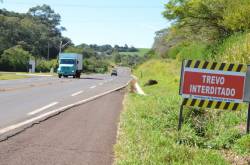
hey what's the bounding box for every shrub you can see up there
[36,59,58,72]
[0,45,33,72]
[83,57,109,73]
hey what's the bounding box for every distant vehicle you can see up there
[57,53,83,78]
[111,69,118,76]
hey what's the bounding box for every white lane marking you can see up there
[28,102,58,116]
[0,80,132,136]
[90,86,96,89]
[71,90,83,97]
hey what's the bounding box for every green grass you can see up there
[168,42,209,60]
[19,72,56,76]
[216,32,250,63]
[114,59,250,164]
[0,72,28,80]
[119,48,150,57]
[0,72,56,80]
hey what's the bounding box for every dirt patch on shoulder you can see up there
[221,150,250,165]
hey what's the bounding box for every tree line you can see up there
[153,0,250,63]
[0,5,70,59]
[0,4,143,72]
[63,44,148,73]
[0,4,70,71]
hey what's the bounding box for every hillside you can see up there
[119,48,150,57]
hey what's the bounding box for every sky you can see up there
[0,0,169,48]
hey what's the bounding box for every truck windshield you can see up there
[60,59,75,64]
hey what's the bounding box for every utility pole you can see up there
[58,40,70,60]
[59,41,63,54]
[59,40,70,54]
[47,42,50,60]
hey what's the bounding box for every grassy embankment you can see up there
[119,48,150,56]
[115,59,250,164]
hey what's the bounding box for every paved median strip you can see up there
[71,90,83,97]
[28,102,58,116]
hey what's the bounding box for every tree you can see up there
[112,50,121,63]
[64,46,83,54]
[28,4,61,30]
[221,0,250,31]
[0,6,67,59]
[82,48,96,58]
[26,5,70,58]
[0,45,33,71]
[163,0,250,41]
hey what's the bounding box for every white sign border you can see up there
[181,66,246,103]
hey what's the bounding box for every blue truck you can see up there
[57,53,83,78]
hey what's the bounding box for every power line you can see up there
[62,19,163,23]
[3,2,163,9]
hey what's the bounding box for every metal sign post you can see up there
[178,61,185,131]
[244,65,250,134]
[178,104,184,131]
[247,104,250,134]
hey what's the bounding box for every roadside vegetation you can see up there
[119,48,150,57]
[0,72,28,80]
[115,59,250,164]
[0,6,150,74]
[116,0,250,163]
[153,0,250,64]
[0,5,70,72]
[64,44,150,73]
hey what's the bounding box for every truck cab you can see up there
[57,53,83,78]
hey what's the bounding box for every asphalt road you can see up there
[0,90,125,165]
[0,67,131,165]
[0,67,131,129]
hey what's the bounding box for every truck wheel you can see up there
[76,72,81,78]
[78,73,81,78]
[73,75,76,78]
[58,74,62,78]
